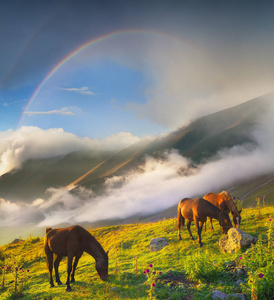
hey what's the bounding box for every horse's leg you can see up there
[45,248,54,288]
[204,218,207,232]
[65,254,74,292]
[209,217,214,230]
[178,213,185,240]
[54,255,63,285]
[71,253,82,283]
[195,219,204,247]
[187,220,194,240]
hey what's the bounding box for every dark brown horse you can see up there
[177,198,232,247]
[203,191,242,230]
[44,225,108,291]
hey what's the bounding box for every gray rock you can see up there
[212,290,227,299]
[236,280,245,286]
[11,238,23,244]
[149,237,168,251]
[219,228,257,254]
[212,290,247,300]
[225,294,247,299]
[235,267,246,276]
[218,280,224,284]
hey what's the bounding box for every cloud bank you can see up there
[0,99,273,229]
[77,32,274,130]
[1,138,273,228]
[0,126,143,175]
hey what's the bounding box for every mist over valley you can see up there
[0,94,273,244]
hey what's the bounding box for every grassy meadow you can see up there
[0,205,273,300]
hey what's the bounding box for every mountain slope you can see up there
[0,94,272,203]
[0,149,115,202]
[74,94,271,189]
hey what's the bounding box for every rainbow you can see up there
[18,29,189,127]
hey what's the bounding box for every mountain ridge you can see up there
[0,94,272,205]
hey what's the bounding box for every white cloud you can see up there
[25,107,74,116]
[71,147,274,224]
[60,86,95,95]
[80,32,274,130]
[130,41,274,129]
[1,142,273,228]
[0,126,144,175]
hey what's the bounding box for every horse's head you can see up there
[95,252,109,281]
[232,210,242,229]
[221,191,231,201]
[219,210,233,234]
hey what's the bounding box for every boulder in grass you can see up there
[225,294,247,300]
[219,228,257,254]
[212,290,247,299]
[149,237,168,252]
[212,290,227,299]
[11,238,24,244]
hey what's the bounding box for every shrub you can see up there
[241,218,274,299]
[184,251,224,283]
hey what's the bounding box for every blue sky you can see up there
[20,57,158,138]
[1,0,274,140]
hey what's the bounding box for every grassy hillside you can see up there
[229,173,274,207]
[0,171,273,247]
[0,206,273,300]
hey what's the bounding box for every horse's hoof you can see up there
[57,281,63,285]
[199,243,203,247]
[50,284,55,288]
[70,279,75,283]
[66,287,72,292]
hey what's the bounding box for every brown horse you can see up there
[44,225,108,291]
[203,191,242,230]
[177,198,232,247]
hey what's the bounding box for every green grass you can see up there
[0,206,273,300]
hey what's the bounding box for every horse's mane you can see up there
[81,226,108,258]
[220,191,239,214]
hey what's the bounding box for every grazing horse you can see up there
[177,198,232,247]
[203,191,242,230]
[44,225,108,291]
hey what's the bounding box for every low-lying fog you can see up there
[0,98,273,244]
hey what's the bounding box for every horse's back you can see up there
[203,193,222,208]
[178,198,196,211]
[178,197,191,206]
[45,225,84,256]
[178,198,202,220]
[182,197,221,220]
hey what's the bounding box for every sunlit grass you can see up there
[0,206,273,299]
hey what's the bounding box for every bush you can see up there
[184,251,225,283]
[241,218,274,299]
